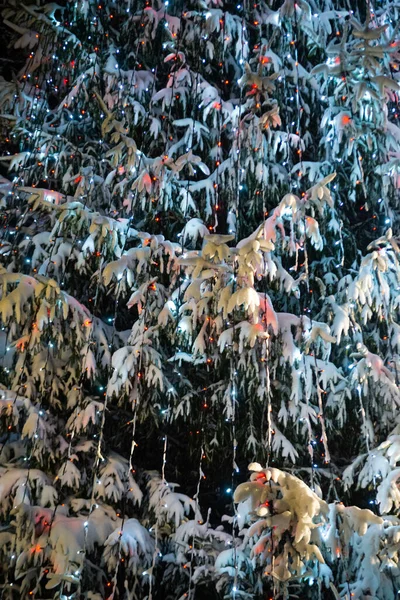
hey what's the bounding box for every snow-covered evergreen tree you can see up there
[0,0,400,598]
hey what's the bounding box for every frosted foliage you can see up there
[6,503,116,580]
[147,472,195,530]
[234,465,400,596]
[103,519,154,572]
[234,465,329,582]
[343,426,400,514]
[0,0,400,598]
